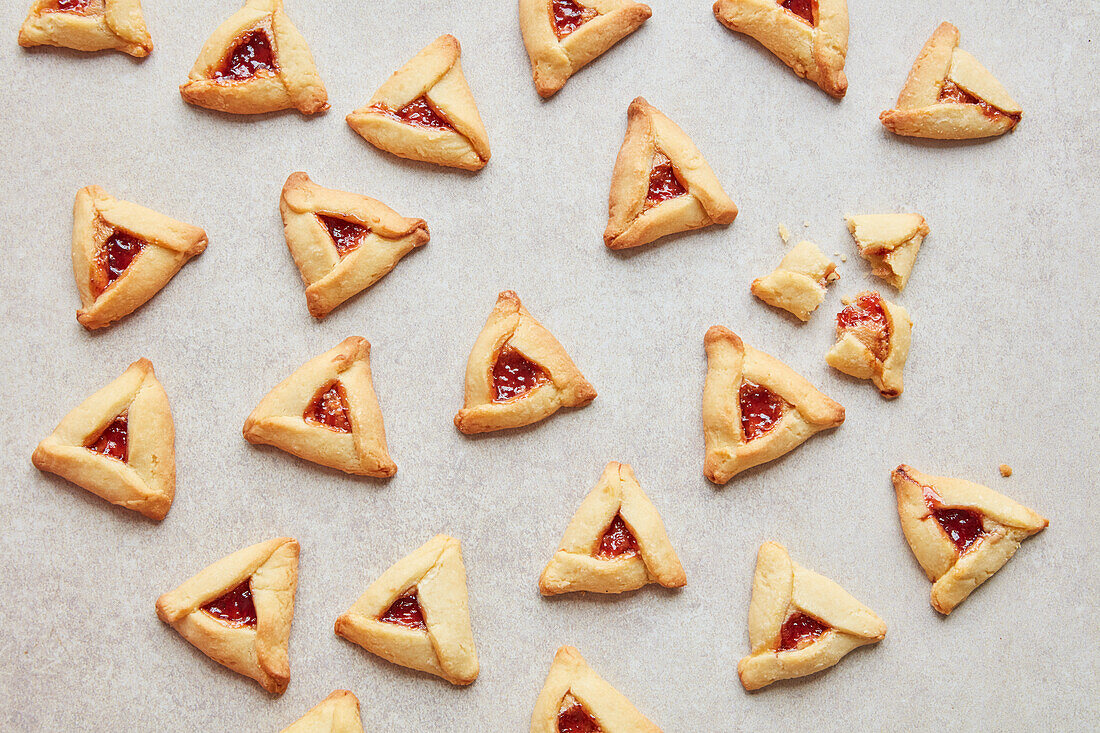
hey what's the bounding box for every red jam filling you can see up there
[373,97,454,131]
[780,0,815,26]
[201,580,257,628]
[304,382,351,433]
[836,291,890,362]
[551,0,598,40]
[214,30,275,81]
[778,612,828,651]
[739,381,787,441]
[933,507,986,553]
[492,346,549,402]
[938,81,1017,121]
[596,515,639,559]
[94,231,145,297]
[644,154,687,209]
[379,593,426,630]
[46,0,94,13]
[318,215,368,258]
[85,413,128,462]
[557,702,601,733]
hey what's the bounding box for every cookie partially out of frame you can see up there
[18,0,152,57]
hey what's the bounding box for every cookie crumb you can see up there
[840,255,847,262]
[778,224,790,244]
[803,220,811,228]
[999,464,1012,477]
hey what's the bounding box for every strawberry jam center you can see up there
[551,0,598,40]
[304,382,351,433]
[379,593,426,630]
[739,381,787,441]
[201,580,257,628]
[780,0,815,26]
[46,0,94,13]
[492,347,549,402]
[94,231,145,297]
[215,30,275,81]
[557,702,601,733]
[85,413,128,462]
[373,97,454,131]
[778,612,828,651]
[837,292,889,362]
[932,507,986,553]
[596,515,638,559]
[938,81,1016,121]
[318,215,368,258]
[644,154,687,209]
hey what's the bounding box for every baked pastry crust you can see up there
[530,645,661,733]
[180,0,328,115]
[244,337,396,477]
[72,185,207,330]
[880,22,1022,140]
[846,214,928,290]
[281,690,364,733]
[892,464,1048,615]
[454,290,596,434]
[335,534,478,685]
[605,97,738,250]
[703,326,844,484]
[713,0,849,97]
[737,542,886,690]
[519,0,652,98]
[31,357,174,520]
[750,240,838,321]
[346,35,490,171]
[156,537,299,694]
[280,172,429,318]
[19,0,151,56]
[825,291,912,398]
[539,461,686,595]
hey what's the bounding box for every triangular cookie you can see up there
[280,172,430,318]
[454,290,596,434]
[530,646,662,732]
[750,240,839,321]
[243,337,396,477]
[18,0,152,57]
[892,465,1048,615]
[346,35,491,171]
[281,690,364,733]
[846,214,928,290]
[519,0,652,98]
[825,291,912,398]
[32,358,174,520]
[156,537,299,694]
[604,97,738,250]
[539,461,686,595]
[335,534,478,685]
[71,185,207,330]
[703,326,844,484]
[179,0,328,115]
[880,22,1022,139]
[737,542,886,690]
[713,0,849,97]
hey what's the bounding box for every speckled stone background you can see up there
[1,1,1097,730]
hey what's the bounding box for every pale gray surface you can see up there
[0,1,1097,731]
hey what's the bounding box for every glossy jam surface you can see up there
[780,0,815,25]
[739,381,787,441]
[836,292,889,361]
[778,612,828,651]
[201,580,257,628]
[374,97,454,131]
[303,382,351,433]
[318,215,368,258]
[46,0,94,13]
[379,593,426,630]
[933,508,985,553]
[85,413,128,462]
[557,702,601,733]
[94,231,145,297]
[938,81,1016,121]
[644,154,688,208]
[596,515,639,559]
[551,0,597,40]
[214,30,275,81]
[492,347,549,402]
